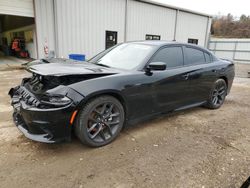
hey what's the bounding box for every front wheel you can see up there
[75,95,125,147]
[205,79,227,109]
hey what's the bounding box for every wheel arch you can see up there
[74,90,128,123]
[219,76,228,88]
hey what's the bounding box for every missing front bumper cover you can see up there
[9,87,77,143]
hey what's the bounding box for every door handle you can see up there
[182,74,189,80]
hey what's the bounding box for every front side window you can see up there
[185,47,205,65]
[151,47,184,68]
[88,43,154,70]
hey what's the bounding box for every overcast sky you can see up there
[152,0,249,17]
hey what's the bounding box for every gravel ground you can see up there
[0,68,249,188]
[234,62,250,78]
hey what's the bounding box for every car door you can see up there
[122,72,158,120]
[149,45,195,112]
[183,46,218,103]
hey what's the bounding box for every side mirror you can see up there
[147,62,166,71]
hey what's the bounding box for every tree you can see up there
[211,14,250,38]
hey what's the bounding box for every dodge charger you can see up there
[9,41,235,147]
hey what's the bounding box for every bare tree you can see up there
[211,14,250,38]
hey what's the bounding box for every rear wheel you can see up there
[205,79,227,109]
[75,95,125,147]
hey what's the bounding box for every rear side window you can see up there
[151,47,183,68]
[185,47,205,65]
[204,52,211,63]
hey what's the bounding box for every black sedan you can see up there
[9,41,235,147]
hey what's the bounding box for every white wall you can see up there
[54,0,126,59]
[34,0,56,59]
[127,0,176,41]
[176,11,208,46]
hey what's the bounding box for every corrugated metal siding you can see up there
[237,42,250,51]
[0,0,34,17]
[34,0,56,59]
[209,42,216,50]
[127,0,176,41]
[214,51,234,60]
[176,11,208,46]
[33,0,210,59]
[209,38,250,63]
[216,42,235,50]
[234,52,250,61]
[54,0,126,59]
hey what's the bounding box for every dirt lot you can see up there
[0,66,249,188]
[234,62,250,78]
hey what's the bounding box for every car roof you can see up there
[128,40,211,53]
[129,40,175,46]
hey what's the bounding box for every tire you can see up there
[205,79,227,109]
[74,95,125,147]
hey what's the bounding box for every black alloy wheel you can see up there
[205,79,227,109]
[75,95,125,147]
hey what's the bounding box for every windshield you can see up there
[88,43,154,70]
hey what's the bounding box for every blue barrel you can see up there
[69,54,85,61]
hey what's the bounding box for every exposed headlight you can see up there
[41,95,72,107]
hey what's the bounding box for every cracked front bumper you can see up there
[12,101,73,143]
[9,86,84,143]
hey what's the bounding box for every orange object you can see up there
[70,110,78,125]
[12,41,18,50]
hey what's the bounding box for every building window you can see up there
[146,34,161,40]
[188,38,198,45]
[105,31,117,49]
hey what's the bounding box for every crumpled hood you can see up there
[27,61,124,76]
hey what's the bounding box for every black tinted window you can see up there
[185,47,205,65]
[146,34,161,40]
[204,52,211,63]
[188,38,198,45]
[151,47,183,68]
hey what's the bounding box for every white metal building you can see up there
[0,0,212,59]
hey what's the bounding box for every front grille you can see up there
[16,87,40,107]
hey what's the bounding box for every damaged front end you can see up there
[9,59,120,143]
[9,73,85,143]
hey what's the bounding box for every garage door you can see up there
[0,0,34,17]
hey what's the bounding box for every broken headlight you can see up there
[41,95,72,107]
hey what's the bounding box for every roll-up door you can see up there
[0,0,34,17]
